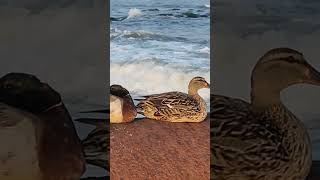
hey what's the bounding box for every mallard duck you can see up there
[136,76,209,122]
[0,73,85,180]
[110,84,137,123]
[211,48,320,180]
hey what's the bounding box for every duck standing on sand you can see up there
[0,73,85,180]
[110,84,137,123]
[211,48,320,180]
[136,77,209,122]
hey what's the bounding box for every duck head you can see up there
[188,76,210,95]
[251,48,320,107]
[111,84,131,98]
[110,84,136,123]
[110,84,136,104]
[0,73,61,114]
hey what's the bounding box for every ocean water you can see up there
[110,0,210,103]
[213,0,320,160]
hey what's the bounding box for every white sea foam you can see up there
[112,29,156,39]
[128,8,142,18]
[199,47,210,54]
[204,4,210,8]
[110,61,210,104]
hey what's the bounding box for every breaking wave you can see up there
[128,8,142,18]
[110,60,210,103]
[111,28,189,42]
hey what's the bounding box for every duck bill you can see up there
[205,82,210,88]
[305,64,320,86]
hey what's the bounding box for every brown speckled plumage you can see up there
[137,77,209,122]
[211,95,311,180]
[211,48,320,180]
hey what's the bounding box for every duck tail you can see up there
[136,107,145,115]
[135,101,146,115]
[137,111,145,115]
[82,128,109,171]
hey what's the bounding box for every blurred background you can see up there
[0,0,107,177]
[212,0,320,160]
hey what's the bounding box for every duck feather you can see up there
[211,94,310,179]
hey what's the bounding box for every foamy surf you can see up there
[110,61,210,104]
[128,8,142,18]
[110,28,191,43]
[199,47,210,54]
[111,28,157,40]
[111,0,210,108]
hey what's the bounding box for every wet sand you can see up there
[110,117,210,180]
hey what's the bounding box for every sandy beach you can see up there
[110,116,210,180]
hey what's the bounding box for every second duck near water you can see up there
[136,77,210,122]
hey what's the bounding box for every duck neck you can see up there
[188,88,207,114]
[188,87,200,98]
[251,84,282,112]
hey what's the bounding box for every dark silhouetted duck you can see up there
[0,73,85,180]
[76,95,110,171]
[211,48,320,180]
[75,117,109,172]
[110,84,137,123]
[137,77,209,122]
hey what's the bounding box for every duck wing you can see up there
[82,127,109,171]
[211,95,289,178]
[137,92,200,116]
[211,94,250,120]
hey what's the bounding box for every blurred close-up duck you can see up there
[136,76,209,122]
[110,84,137,123]
[75,116,109,172]
[0,73,85,180]
[211,48,320,180]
